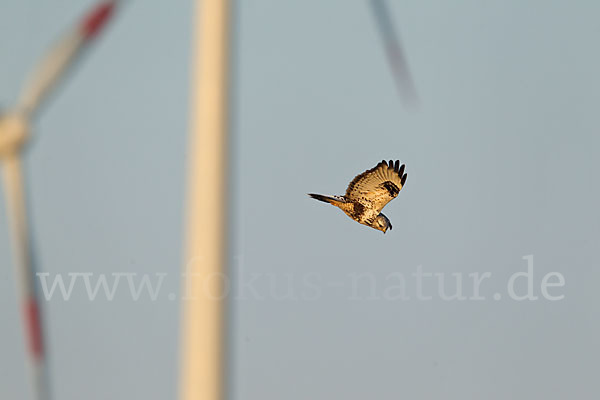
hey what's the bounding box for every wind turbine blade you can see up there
[369,0,418,106]
[1,154,50,400]
[17,0,118,118]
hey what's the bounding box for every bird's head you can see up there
[374,214,392,234]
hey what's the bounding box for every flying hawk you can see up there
[308,160,407,233]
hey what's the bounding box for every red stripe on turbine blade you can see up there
[80,1,116,39]
[25,298,44,360]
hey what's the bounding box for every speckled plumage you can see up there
[308,160,407,233]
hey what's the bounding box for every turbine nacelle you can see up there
[0,113,29,158]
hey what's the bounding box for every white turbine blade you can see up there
[17,29,83,118]
[17,0,118,117]
[1,154,49,400]
[370,0,418,106]
[1,155,34,303]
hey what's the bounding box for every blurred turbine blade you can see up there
[17,0,118,118]
[369,0,418,106]
[1,154,49,400]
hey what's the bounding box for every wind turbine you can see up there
[0,1,120,399]
[178,2,417,400]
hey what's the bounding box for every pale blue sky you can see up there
[1,1,599,399]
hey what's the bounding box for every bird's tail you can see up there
[308,193,345,205]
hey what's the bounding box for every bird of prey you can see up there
[308,160,407,233]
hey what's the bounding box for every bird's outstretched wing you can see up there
[345,160,407,212]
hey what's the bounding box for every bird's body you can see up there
[308,160,407,233]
